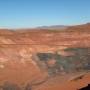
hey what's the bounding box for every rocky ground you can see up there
[0,23,90,90]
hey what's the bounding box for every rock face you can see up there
[0,23,90,90]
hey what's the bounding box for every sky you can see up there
[0,0,90,28]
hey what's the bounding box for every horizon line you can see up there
[0,22,89,30]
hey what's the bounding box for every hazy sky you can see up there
[0,0,90,28]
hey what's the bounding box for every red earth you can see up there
[0,23,90,90]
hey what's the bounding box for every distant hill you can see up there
[36,23,90,31]
[37,25,68,30]
[66,23,90,32]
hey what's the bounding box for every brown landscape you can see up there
[0,23,90,90]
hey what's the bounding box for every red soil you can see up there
[0,23,90,89]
